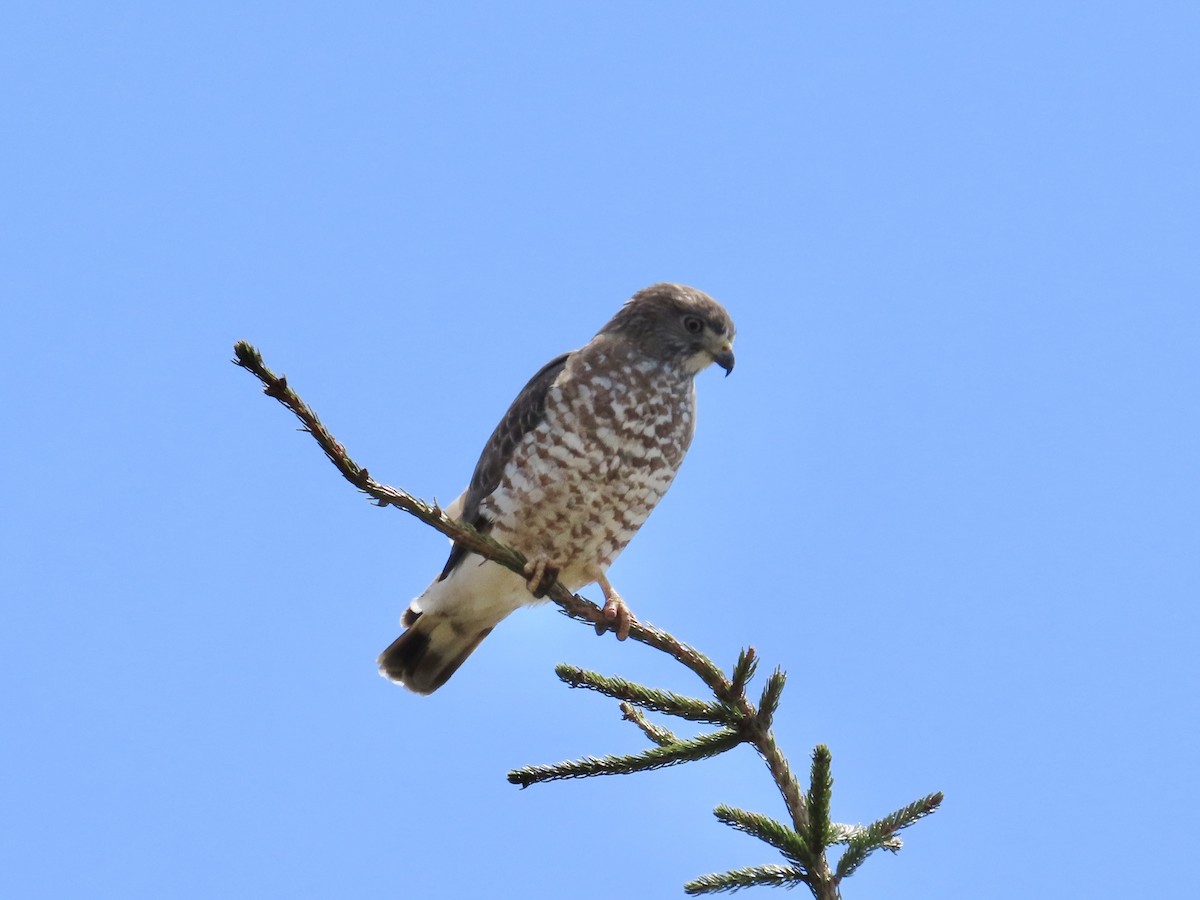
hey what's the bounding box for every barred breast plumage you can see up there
[484,339,697,592]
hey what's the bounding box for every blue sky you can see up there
[3,3,1197,897]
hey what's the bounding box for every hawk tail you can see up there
[377,612,495,695]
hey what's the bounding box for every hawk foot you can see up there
[523,558,561,599]
[595,593,634,641]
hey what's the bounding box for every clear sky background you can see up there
[3,3,1197,898]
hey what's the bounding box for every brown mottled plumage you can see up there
[379,283,736,693]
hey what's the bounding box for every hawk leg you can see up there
[596,572,634,641]
[523,557,561,599]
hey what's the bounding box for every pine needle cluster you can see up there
[507,653,941,898]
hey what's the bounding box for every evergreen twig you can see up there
[827,822,901,851]
[807,745,834,852]
[833,792,944,882]
[713,805,810,867]
[756,668,786,730]
[620,702,679,747]
[506,729,742,787]
[685,865,809,895]
[555,664,736,725]
[729,647,758,698]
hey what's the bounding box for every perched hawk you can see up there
[379,283,736,693]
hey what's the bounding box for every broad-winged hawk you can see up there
[379,283,736,693]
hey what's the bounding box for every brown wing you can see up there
[437,351,572,580]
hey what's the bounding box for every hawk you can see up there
[379,283,736,693]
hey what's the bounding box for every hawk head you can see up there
[601,283,736,376]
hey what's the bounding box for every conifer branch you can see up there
[506,729,742,787]
[685,865,809,895]
[758,736,809,844]
[833,792,943,882]
[729,647,758,698]
[827,823,901,851]
[555,664,736,725]
[234,341,942,898]
[807,745,834,851]
[756,669,786,729]
[713,805,810,866]
[620,702,679,746]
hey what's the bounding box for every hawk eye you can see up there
[683,315,704,335]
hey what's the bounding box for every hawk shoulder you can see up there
[437,351,571,580]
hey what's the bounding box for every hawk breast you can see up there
[482,342,695,591]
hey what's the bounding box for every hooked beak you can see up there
[714,344,735,376]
